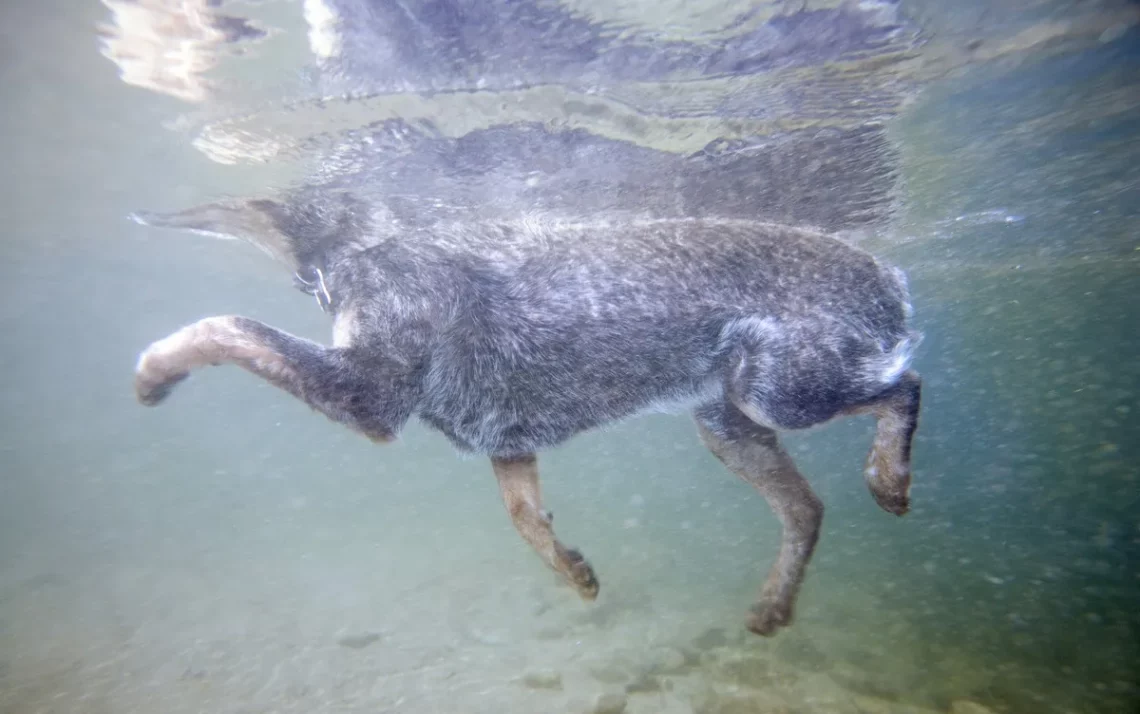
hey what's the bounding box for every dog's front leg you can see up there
[134,315,400,442]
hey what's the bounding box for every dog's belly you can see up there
[416,354,721,457]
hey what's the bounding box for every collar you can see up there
[293,264,336,314]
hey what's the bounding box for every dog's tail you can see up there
[130,190,384,272]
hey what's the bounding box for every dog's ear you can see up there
[130,199,298,269]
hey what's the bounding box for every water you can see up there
[1,1,1138,713]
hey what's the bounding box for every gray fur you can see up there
[134,208,923,636]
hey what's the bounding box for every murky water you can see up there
[0,1,1137,713]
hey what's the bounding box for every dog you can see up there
[133,197,921,637]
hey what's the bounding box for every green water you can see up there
[0,1,1137,713]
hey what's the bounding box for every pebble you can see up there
[521,670,563,690]
[535,626,564,640]
[625,672,663,694]
[336,632,381,649]
[593,692,628,714]
[589,666,630,685]
[652,647,689,674]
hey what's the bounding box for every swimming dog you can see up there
[133,201,921,637]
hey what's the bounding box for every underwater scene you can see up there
[0,1,1137,713]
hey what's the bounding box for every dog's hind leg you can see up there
[491,454,600,601]
[694,402,823,637]
[852,370,922,516]
[134,315,403,443]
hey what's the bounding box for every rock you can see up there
[625,672,664,694]
[585,654,634,684]
[593,692,628,714]
[535,625,564,640]
[521,670,563,690]
[590,666,630,685]
[652,647,690,675]
[950,701,999,714]
[336,632,381,649]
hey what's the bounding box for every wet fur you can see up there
[134,208,922,636]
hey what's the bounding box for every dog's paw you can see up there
[559,546,600,601]
[865,447,911,516]
[135,368,188,406]
[746,598,792,637]
[134,342,190,406]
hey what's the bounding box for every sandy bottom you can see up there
[0,548,1003,714]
